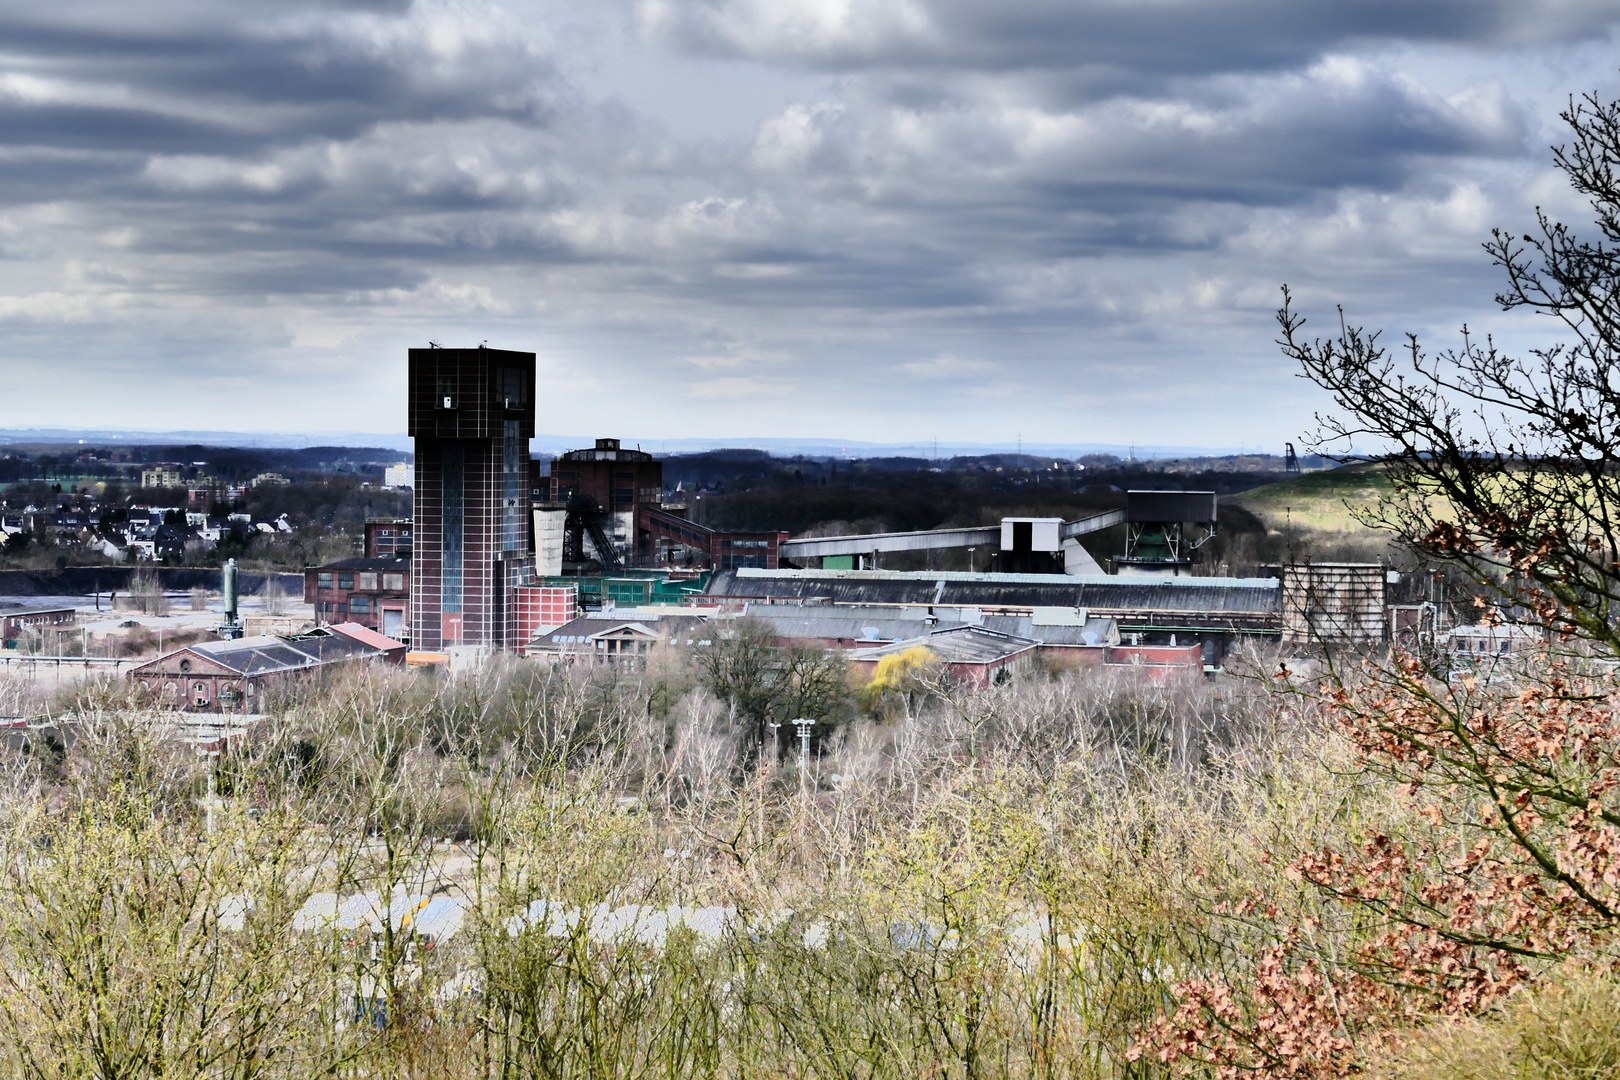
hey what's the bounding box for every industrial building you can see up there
[0,605,77,648]
[534,437,787,574]
[383,346,1393,666]
[130,625,404,711]
[704,568,1282,663]
[848,626,1041,687]
[739,603,1120,651]
[526,611,711,668]
[408,346,536,651]
[304,555,410,639]
[1280,563,1388,647]
[775,489,1216,577]
[365,518,413,557]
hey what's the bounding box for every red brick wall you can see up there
[515,585,578,643]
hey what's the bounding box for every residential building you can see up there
[141,464,185,488]
[384,463,413,489]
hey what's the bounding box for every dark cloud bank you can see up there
[0,0,1617,445]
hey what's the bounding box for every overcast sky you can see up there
[1,0,1618,451]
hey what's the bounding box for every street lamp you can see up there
[792,717,814,790]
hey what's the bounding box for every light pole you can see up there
[792,718,814,791]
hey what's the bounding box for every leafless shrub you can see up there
[127,568,169,615]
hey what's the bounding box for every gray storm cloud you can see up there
[0,0,1615,446]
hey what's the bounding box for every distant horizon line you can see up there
[0,425,1314,461]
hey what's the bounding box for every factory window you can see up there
[318,572,335,588]
[383,573,405,591]
[338,574,354,590]
[497,366,529,408]
[192,682,210,707]
[612,489,634,503]
[503,419,525,552]
[442,444,464,613]
[350,598,373,614]
[178,659,192,673]
[357,573,379,591]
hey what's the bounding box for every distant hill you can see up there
[1226,463,1397,535]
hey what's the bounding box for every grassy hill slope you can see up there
[1227,463,1396,535]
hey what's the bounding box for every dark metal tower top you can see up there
[1117,490,1217,576]
[407,347,535,440]
[1285,442,1301,473]
[558,437,655,464]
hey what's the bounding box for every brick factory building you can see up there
[546,438,664,518]
[0,605,76,648]
[129,627,403,712]
[514,584,579,642]
[364,518,413,558]
[408,346,535,650]
[534,436,788,573]
[304,555,411,639]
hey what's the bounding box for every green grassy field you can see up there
[1228,463,1400,534]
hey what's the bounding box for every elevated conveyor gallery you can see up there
[776,505,1143,575]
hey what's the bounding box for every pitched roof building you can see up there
[848,626,1041,687]
[129,628,403,711]
[525,613,710,668]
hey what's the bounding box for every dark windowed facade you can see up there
[408,347,536,650]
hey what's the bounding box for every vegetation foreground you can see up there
[0,642,1614,1080]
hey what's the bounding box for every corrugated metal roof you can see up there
[531,613,708,647]
[746,605,1118,647]
[707,569,1279,618]
[188,631,384,676]
[980,613,1117,646]
[850,626,1040,665]
[745,605,939,643]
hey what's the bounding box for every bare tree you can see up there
[1280,91,1620,652]
[690,616,852,754]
